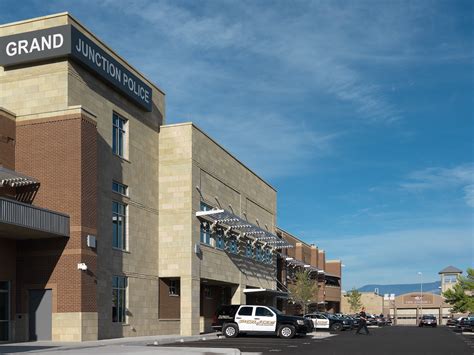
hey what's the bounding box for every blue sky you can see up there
[1,0,472,289]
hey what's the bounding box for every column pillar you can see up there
[180,276,200,336]
[232,284,246,305]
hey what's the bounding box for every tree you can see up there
[345,288,363,313]
[288,269,318,315]
[443,268,474,313]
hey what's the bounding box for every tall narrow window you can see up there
[255,244,262,261]
[169,279,180,296]
[112,113,127,157]
[227,238,238,254]
[215,229,224,249]
[112,201,127,250]
[112,276,127,323]
[246,242,253,258]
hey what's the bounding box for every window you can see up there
[169,279,179,296]
[215,230,224,249]
[112,276,127,323]
[112,181,128,196]
[200,222,211,245]
[200,201,212,211]
[265,248,272,264]
[112,113,127,157]
[112,201,127,250]
[444,274,458,283]
[227,238,237,254]
[203,286,212,298]
[255,245,262,262]
[256,307,274,317]
[238,306,253,316]
[246,242,253,258]
[200,202,212,245]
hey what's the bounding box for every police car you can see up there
[212,305,313,339]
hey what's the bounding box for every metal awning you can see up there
[243,288,288,298]
[196,209,294,249]
[0,167,39,188]
[281,254,323,274]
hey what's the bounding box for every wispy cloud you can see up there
[400,163,474,207]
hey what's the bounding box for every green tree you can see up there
[288,270,318,315]
[345,288,363,313]
[443,268,474,313]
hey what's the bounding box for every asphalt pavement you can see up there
[160,326,473,355]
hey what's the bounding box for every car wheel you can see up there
[331,323,343,331]
[278,325,296,339]
[223,323,239,338]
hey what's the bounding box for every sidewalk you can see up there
[0,333,240,355]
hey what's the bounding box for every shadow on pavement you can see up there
[0,345,58,354]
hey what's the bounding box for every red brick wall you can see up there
[15,113,97,313]
[0,112,16,170]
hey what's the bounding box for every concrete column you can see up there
[180,276,200,336]
[232,284,246,305]
[310,245,318,268]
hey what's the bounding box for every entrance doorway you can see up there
[0,281,9,342]
[29,289,52,341]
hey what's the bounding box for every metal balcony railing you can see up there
[0,197,69,238]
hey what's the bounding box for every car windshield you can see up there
[268,306,283,316]
[423,316,435,319]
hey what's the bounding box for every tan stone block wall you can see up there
[52,312,98,341]
[341,292,383,315]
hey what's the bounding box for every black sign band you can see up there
[0,25,152,112]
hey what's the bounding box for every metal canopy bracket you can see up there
[196,208,294,249]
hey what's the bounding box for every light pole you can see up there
[418,272,423,321]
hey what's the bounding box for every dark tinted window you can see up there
[238,306,253,316]
[256,307,274,317]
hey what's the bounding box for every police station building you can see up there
[0,13,341,342]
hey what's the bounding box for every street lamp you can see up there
[417,272,423,320]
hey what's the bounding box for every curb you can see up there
[147,333,221,346]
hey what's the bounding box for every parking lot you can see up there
[162,326,473,355]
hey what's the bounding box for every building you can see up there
[0,13,342,342]
[341,292,384,316]
[439,266,462,294]
[276,228,342,314]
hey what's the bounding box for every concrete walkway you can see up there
[0,333,244,355]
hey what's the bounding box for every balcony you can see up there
[0,197,69,239]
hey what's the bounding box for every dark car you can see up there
[212,305,313,339]
[419,315,437,327]
[447,316,464,327]
[324,313,352,331]
[366,314,378,326]
[457,317,474,332]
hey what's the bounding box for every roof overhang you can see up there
[280,254,323,274]
[0,167,39,188]
[196,209,294,249]
[243,288,288,298]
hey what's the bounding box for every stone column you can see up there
[232,284,246,305]
[180,276,200,336]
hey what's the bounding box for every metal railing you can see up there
[0,197,69,237]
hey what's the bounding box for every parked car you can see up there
[447,316,464,327]
[325,313,352,331]
[304,313,330,329]
[212,305,313,339]
[366,314,378,326]
[419,315,437,327]
[375,315,387,326]
[457,317,474,332]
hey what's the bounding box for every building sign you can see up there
[402,294,434,305]
[0,25,152,111]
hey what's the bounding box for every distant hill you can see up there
[357,281,441,296]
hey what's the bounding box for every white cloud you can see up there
[400,163,474,207]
